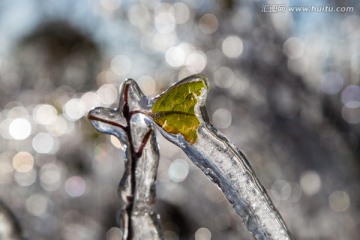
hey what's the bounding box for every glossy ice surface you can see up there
[89,75,291,240]
[151,75,291,240]
[88,79,163,240]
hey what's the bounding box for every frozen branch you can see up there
[89,75,292,240]
[149,75,292,240]
[88,79,163,240]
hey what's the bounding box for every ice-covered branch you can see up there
[89,75,291,240]
[88,79,163,240]
[149,75,292,240]
[157,123,291,239]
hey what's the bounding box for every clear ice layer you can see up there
[88,79,163,240]
[89,75,291,240]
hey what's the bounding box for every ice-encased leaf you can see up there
[151,75,208,144]
[149,75,292,240]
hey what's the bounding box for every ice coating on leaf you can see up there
[151,75,208,144]
[88,79,163,240]
[151,75,292,240]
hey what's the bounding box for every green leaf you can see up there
[151,76,208,144]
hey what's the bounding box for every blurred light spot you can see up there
[329,191,350,212]
[111,55,131,76]
[155,11,175,34]
[138,75,156,96]
[288,182,302,202]
[26,194,48,217]
[9,118,31,140]
[12,152,34,173]
[63,223,91,240]
[34,104,58,125]
[342,106,360,124]
[270,10,292,35]
[166,46,186,68]
[287,58,308,75]
[320,72,344,95]
[7,106,28,118]
[213,67,235,88]
[106,227,123,240]
[341,15,360,34]
[141,33,155,53]
[64,98,86,121]
[345,101,360,109]
[170,3,190,25]
[212,108,232,129]
[128,4,151,28]
[14,169,37,187]
[0,161,13,184]
[222,35,243,58]
[33,132,58,154]
[40,163,62,191]
[283,37,305,59]
[97,84,117,106]
[178,68,193,81]
[300,171,321,196]
[271,179,291,201]
[341,85,360,106]
[152,32,177,52]
[110,135,122,149]
[0,119,12,139]
[47,115,72,136]
[168,159,189,182]
[81,92,100,112]
[186,50,207,73]
[164,231,179,240]
[100,0,120,12]
[65,176,86,197]
[97,70,118,85]
[195,227,211,240]
[214,213,231,230]
[199,14,218,34]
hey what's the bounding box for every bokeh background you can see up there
[0,0,359,239]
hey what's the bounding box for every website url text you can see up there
[261,5,354,13]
